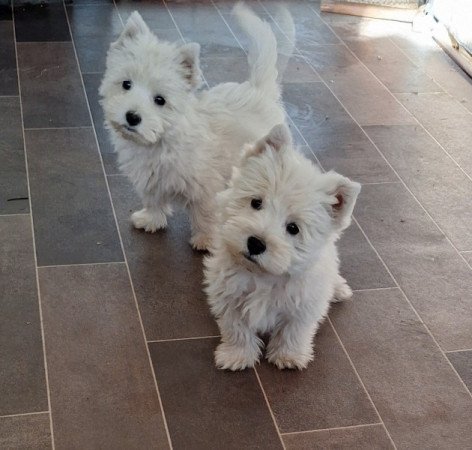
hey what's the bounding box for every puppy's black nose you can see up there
[247,236,266,256]
[126,111,141,127]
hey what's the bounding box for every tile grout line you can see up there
[352,286,398,293]
[0,411,49,420]
[280,421,384,436]
[387,34,472,119]
[327,318,398,449]
[11,2,56,448]
[253,367,287,450]
[38,261,125,269]
[305,5,472,270]
[446,348,472,354]
[261,0,472,437]
[63,3,174,448]
[309,6,472,185]
[147,335,220,344]
[361,181,401,185]
[211,0,246,53]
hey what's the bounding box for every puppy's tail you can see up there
[272,5,296,83]
[233,2,293,96]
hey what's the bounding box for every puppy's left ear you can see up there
[322,172,361,232]
[178,43,203,89]
[243,123,292,160]
[112,12,150,48]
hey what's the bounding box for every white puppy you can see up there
[100,4,293,250]
[204,124,361,370]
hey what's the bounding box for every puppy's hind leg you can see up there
[188,199,214,251]
[332,274,353,303]
[131,196,173,233]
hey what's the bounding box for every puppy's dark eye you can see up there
[154,96,166,106]
[286,223,299,235]
[122,80,132,90]
[251,198,262,210]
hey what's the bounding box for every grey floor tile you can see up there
[0,21,18,95]
[67,4,122,73]
[462,252,472,265]
[201,56,249,87]
[395,92,472,177]
[14,3,70,42]
[257,322,378,433]
[364,125,472,251]
[331,289,472,449]
[117,0,175,30]
[25,128,123,266]
[283,82,397,183]
[17,42,91,128]
[149,338,282,450]
[447,351,472,393]
[82,73,118,174]
[108,176,218,340]
[0,3,12,20]
[355,183,472,351]
[0,413,51,450]
[39,263,169,449]
[0,97,29,214]
[168,3,244,57]
[338,221,395,290]
[330,23,441,94]
[282,54,322,83]
[0,215,47,415]
[283,424,393,450]
[391,33,472,114]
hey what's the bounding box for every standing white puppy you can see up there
[204,124,361,370]
[100,4,293,250]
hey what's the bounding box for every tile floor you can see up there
[1,0,472,448]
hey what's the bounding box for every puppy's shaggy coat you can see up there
[204,125,361,370]
[100,4,293,250]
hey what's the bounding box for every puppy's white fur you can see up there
[100,4,293,250]
[204,124,361,370]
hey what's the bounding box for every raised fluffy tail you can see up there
[233,2,281,96]
[272,4,296,82]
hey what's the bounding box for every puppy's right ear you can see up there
[112,12,150,48]
[243,124,292,159]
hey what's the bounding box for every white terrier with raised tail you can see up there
[204,124,361,371]
[100,3,294,250]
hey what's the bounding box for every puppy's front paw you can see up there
[190,232,211,251]
[214,342,259,371]
[333,277,353,303]
[267,350,313,370]
[131,208,167,233]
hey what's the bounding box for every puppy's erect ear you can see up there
[178,43,203,89]
[112,12,150,48]
[243,123,292,159]
[321,172,361,232]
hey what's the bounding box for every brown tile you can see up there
[0,215,48,416]
[38,264,169,449]
[257,322,378,433]
[25,128,123,266]
[108,175,218,340]
[331,23,441,94]
[355,183,472,350]
[0,413,51,450]
[391,33,472,114]
[168,3,244,57]
[283,424,393,450]
[364,125,472,251]
[82,73,118,174]
[0,97,29,214]
[17,42,90,128]
[447,351,472,393]
[395,92,472,177]
[338,221,394,291]
[0,21,18,95]
[283,82,397,183]
[14,3,70,42]
[330,288,472,449]
[149,338,283,450]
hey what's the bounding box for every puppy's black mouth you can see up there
[244,253,257,263]
[124,125,136,133]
